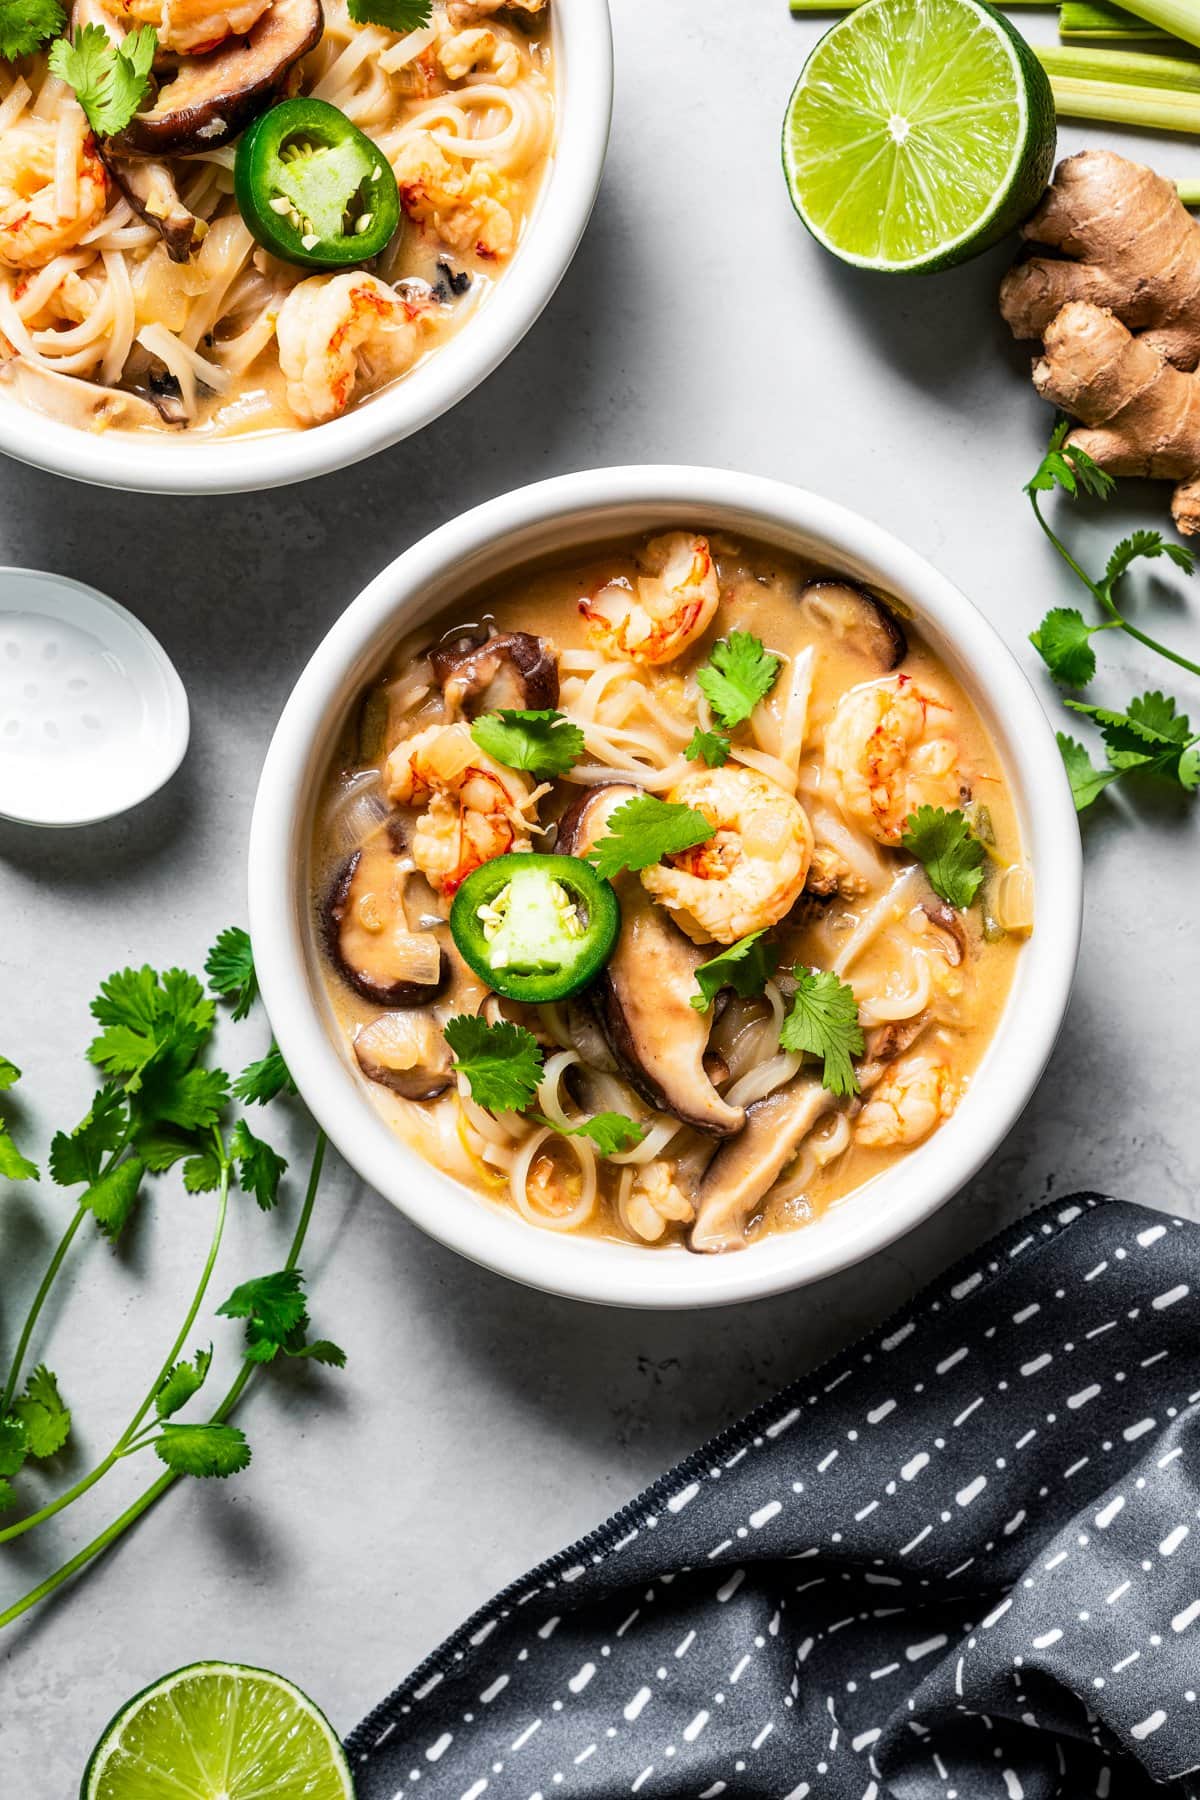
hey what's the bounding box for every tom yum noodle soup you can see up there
[313,533,1034,1255]
[0,0,553,436]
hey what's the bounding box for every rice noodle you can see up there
[855,949,932,1026]
[832,867,924,977]
[510,1127,597,1232]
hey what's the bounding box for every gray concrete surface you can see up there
[2,1,1199,1787]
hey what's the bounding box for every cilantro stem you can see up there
[0,1131,327,1631]
[1031,489,1200,679]
[0,1156,232,1547]
[0,1204,87,1419]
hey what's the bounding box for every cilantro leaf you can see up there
[585,794,713,881]
[155,1347,212,1421]
[232,1042,296,1107]
[12,1365,71,1459]
[50,1085,127,1186]
[1103,528,1195,596]
[901,806,986,910]
[691,930,779,1012]
[0,0,65,60]
[81,1154,144,1240]
[293,1338,347,1367]
[49,23,156,138]
[0,1056,20,1092]
[0,1479,15,1514]
[1066,692,1195,785]
[1180,742,1200,792]
[1025,418,1114,503]
[230,1118,286,1212]
[779,967,864,1099]
[218,1269,307,1347]
[87,964,214,1086]
[139,1065,229,1133]
[1057,733,1119,813]
[183,1147,223,1194]
[470,710,584,781]
[696,631,781,730]
[0,1125,38,1184]
[347,0,432,30]
[153,1421,250,1479]
[443,1015,543,1113]
[533,1111,647,1156]
[135,1125,200,1174]
[0,1416,27,1479]
[1029,607,1096,688]
[685,728,731,768]
[205,927,259,1022]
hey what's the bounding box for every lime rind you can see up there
[782,0,1056,274]
[82,1661,353,1800]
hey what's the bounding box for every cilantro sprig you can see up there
[1024,421,1200,813]
[470,709,584,781]
[900,806,986,911]
[779,967,864,1099]
[0,935,342,1632]
[585,793,714,881]
[347,0,433,30]
[686,728,731,768]
[49,22,156,138]
[690,930,779,1013]
[697,631,781,730]
[445,1016,645,1154]
[0,0,63,61]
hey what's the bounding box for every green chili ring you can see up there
[449,854,621,1005]
[234,97,401,270]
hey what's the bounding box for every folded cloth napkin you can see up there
[349,1196,1200,1799]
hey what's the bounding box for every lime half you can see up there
[82,1662,354,1800]
[782,0,1056,273]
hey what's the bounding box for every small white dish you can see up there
[0,568,189,828]
[249,468,1084,1310]
[0,0,613,497]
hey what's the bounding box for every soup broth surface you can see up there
[312,530,1028,1255]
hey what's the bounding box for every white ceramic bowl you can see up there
[248,468,1083,1309]
[0,2,612,496]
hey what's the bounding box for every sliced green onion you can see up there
[1039,42,1200,86]
[1059,1,1174,42]
[1046,71,1200,128]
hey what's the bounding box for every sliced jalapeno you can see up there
[449,854,621,1004]
[234,97,401,270]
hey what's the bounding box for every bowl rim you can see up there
[248,466,1084,1310]
[0,0,613,497]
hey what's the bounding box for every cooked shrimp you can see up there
[855,1055,956,1148]
[623,1163,694,1244]
[276,273,438,426]
[580,533,720,666]
[104,0,272,52]
[438,26,520,84]
[825,673,965,846]
[641,765,814,945]
[0,119,107,273]
[385,722,535,896]
[392,134,518,261]
[448,0,545,20]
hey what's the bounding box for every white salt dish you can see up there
[0,568,189,827]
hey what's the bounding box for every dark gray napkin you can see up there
[349,1196,1200,1798]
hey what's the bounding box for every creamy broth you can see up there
[0,1,553,438]
[311,531,1029,1254]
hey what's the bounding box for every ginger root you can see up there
[1001,149,1200,534]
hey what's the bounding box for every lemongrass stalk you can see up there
[1060,1,1174,41]
[1179,179,1200,203]
[1111,0,1200,48]
[789,0,1047,9]
[1048,71,1200,127]
[1039,43,1200,86]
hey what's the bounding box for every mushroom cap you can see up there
[429,630,560,718]
[798,579,907,671]
[113,0,323,157]
[325,844,450,1008]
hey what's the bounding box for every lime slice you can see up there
[782,0,1056,273]
[81,1662,353,1800]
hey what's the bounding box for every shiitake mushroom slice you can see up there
[326,838,449,1008]
[798,579,907,670]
